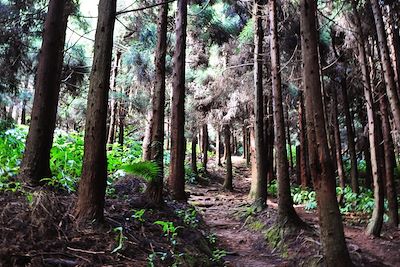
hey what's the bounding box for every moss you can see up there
[248,219,265,231]
[263,225,289,259]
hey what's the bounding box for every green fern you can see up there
[121,161,160,182]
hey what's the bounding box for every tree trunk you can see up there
[248,0,267,210]
[242,125,246,159]
[370,0,400,134]
[285,102,294,173]
[223,125,233,190]
[269,0,301,224]
[107,50,122,145]
[168,0,187,201]
[144,2,169,205]
[202,123,208,171]
[142,110,153,160]
[118,97,125,146]
[341,77,359,194]
[331,88,346,199]
[216,129,222,166]
[298,91,310,188]
[300,0,353,264]
[191,134,198,177]
[385,6,400,93]
[351,0,384,237]
[378,87,398,227]
[75,0,116,222]
[19,0,71,185]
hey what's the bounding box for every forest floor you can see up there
[188,156,400,267]
[1,157,400,266]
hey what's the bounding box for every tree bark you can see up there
[75,0,116,222]
[370,0,400,134]
[144,2,169,205]
[168,0,187,201]
[351,0,384,237]
[191,134,198,177]
[216,129,222,166]
[378,87,398,227]
[223,125,233,190]
[341,77,359,194]
[19,0,71,185]
[202,123,208,171]
[248,0,267,210]
[298,91,310,188]
[107,50,122,145]
[331,88,346,199]
[269,0,302,224]
[300,0,353,264]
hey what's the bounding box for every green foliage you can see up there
[121,161,160,182]
[131,209,146,223]
[267,180,278,197]
[176,207,199,228]
[111,226,127,254]
[154,221,182,246]
[238,19,254,44]
[211,249,226,262]
[0,126,26,180]
[0,126,144,192]
[291,187,317,211]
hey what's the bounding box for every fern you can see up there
[121,161,160,182]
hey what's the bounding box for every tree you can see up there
[168,0,188,201]
[201,123,208,170]
[223,124,233,190]
[144,2,169,205]
[74,0,117,222]
[351,0,384,237]
[300,0,353,264]
[248,0,267,210]
[107,50,122,145]
[18,0,71,185]
[269,0,302,225]
[370,0,400,134]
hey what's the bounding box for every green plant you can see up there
[122,161,160,182]
[176,207,199,228]
[211,249,226,262]
[111,226,127,253]
[206,233,217,245]
[267,180,278,197]
[154,221,182,246]
[131,209,146,222]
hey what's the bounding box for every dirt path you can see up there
[189,156,400,267]
[188,157,288,267]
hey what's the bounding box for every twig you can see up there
[66,247,106,255]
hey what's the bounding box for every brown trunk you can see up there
[107,50,122,145]
[285,102,294,173]
[142,110,153,160]
[386,6,400,93]
[242,125,246,159]
[378,88,399,227]
[352,0,384,236]
[223,125,233,190]
[295,145,301,185]
[75,0,116,222]
[144,2,169,205]
[216,129,222,166]
[270,0,302,224]
[300,0,353,264]
[118,96,125,146]
[246,126,251,167]
[332,88,346,195]
[202,123,208,170]
[191,134,198,177]
[370,0,400,134]
[168,0,187,201]
[341,78,359,194]
[298,91,310,188]
[19,0,71,184]
[248,0,267,210]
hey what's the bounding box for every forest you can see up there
[0,0,400,266]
